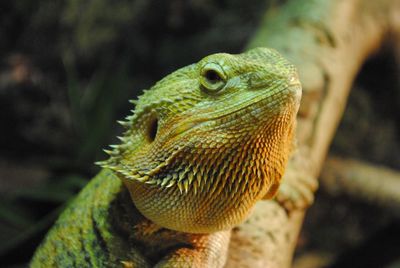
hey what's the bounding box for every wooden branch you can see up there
[226,0,400,267]
[320,156,400,214]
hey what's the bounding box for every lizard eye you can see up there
[200,63,227,92]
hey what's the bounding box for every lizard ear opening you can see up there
[146,115,158,142]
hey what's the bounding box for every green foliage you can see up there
[0,174,87,264]
[61,0,143,57]
[64,53,132,163]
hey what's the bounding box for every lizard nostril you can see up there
[147,116,158,142]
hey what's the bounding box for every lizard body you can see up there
[31,47,301,267]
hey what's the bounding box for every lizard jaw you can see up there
[167,83,300,141]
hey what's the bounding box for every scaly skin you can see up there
[31,47,301,267]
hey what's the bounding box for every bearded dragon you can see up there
[30,47,302,267]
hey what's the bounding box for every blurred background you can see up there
[0,1,399,267]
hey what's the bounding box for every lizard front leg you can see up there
[274,148,318,211]
[124,219,231,268]
[121,226,230,268]
[154,230,231,268]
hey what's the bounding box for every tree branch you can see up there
[321,156,400,214]
[226,0,400,267]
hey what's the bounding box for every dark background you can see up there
[0,1,399,267]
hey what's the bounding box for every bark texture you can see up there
[226,0,400,267]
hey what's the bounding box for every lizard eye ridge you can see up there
[200,62,227,93]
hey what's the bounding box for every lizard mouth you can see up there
[168,84,301,139]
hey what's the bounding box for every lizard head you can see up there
[98,47,301,233]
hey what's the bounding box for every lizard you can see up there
[30,47,303,268]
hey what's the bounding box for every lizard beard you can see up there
[121,115,294,233]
